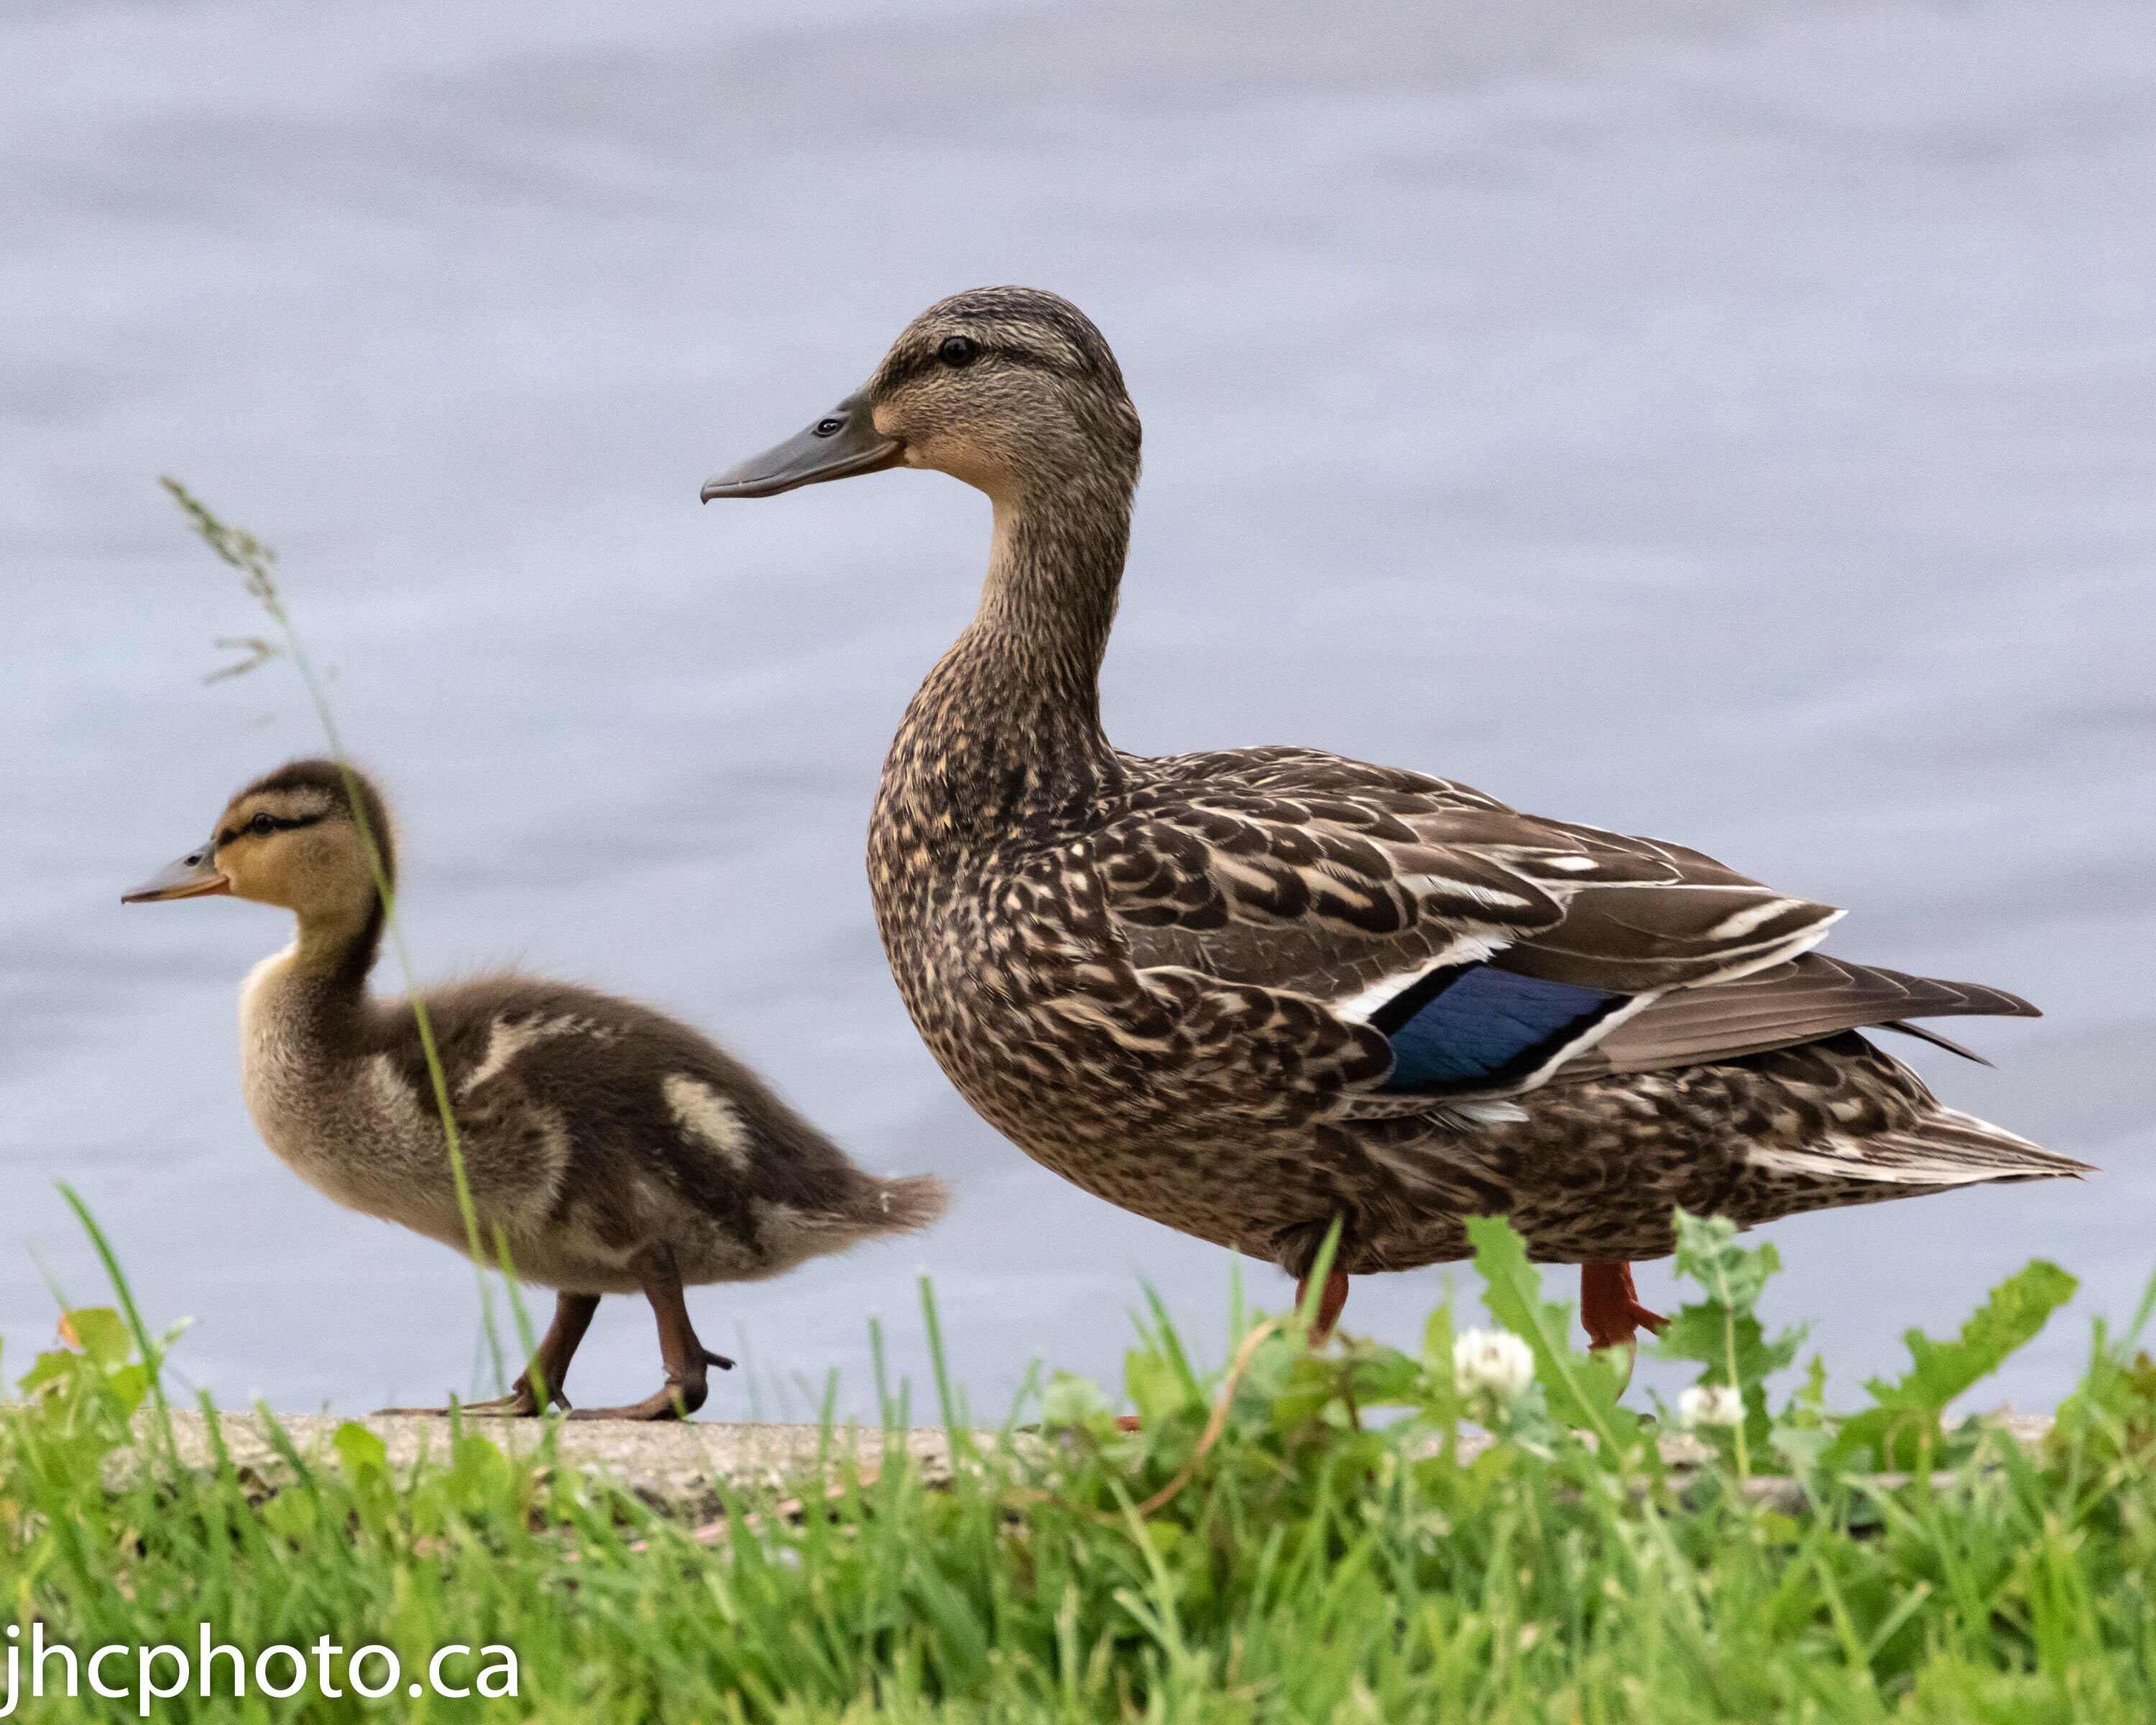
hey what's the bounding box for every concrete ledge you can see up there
[140,1411,962,1517]
[130,1409,2055,1521]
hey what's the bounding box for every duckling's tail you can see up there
[862,1172,952,1236]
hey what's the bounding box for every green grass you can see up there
[3,1209,2152,1723]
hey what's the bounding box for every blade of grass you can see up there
[920,1272,968,1459]
[162,477,534,1397]
[55,1181,178,1466]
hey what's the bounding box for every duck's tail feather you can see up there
[1743,1105,2095,1188]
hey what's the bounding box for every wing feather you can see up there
[1086,749,2035,1113]
[1100,748,1837,1008]
[1559,955,2040,1080]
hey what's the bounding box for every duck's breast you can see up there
[236,950,470,1242]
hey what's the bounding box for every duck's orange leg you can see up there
[1296,1269,1350,1345]
[1580,1262,1667,1352]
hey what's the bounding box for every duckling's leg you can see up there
[566,1242,735,1422]
[484,1292,601,1414]
[379,1291,599,1417]
[1580,1262,1667,1353]
[1296,1269,1351,1345]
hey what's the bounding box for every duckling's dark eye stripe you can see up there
[220,811,327,844]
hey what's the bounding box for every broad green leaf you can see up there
[1466,1215,1636,1457]
[333,1420,389,1480]
[1238,1328,1297,1408]
[1671,1213,1779,1315]
[19,1348,80,1397]
[106,1363,149,1417]
[1784,1354,1829,1426]
[1138,1285,1205,1404]
[1771,1421,1830,1477]
[1828,1259,2077,1470]
[1418,1301,1465,1430]
[448,1432,512,1506]
[1884,1260,2078,1408]
[1420,1302,1457,1379]
[1656,1209,1806,1455]
[1042,1371,1115,1430]
[1350,1345,1421,1408]
[60,1307,133,1368]
[1269,1353,1341,1430]
[1125,1348,1197,1427]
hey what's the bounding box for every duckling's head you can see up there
[124,759,395,932]
[702,287,1141,509]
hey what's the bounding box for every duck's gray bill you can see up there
[700,390,900,500]
[123,846,229,903]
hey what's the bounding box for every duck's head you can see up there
[701,287,1140,510]
[124,758,395,928]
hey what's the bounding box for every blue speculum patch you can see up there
[1371,962,1626,1092]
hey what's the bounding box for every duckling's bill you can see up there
[123,846,229,902]
[700,388,900,500]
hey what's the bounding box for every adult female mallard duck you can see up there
[701,287,2086,1351]
[126,759,946,1417]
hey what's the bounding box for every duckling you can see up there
[125,758,947,1420]
[700,285,2088,1356]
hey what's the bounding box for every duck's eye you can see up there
[812,416,844,438]
[248,812,279,837]
[937,335,979,368]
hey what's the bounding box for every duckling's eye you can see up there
[248,812,279,837]
[937,335,979,368]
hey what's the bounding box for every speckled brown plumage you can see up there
[706,286,2089,1338]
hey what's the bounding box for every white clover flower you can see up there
[1452,1328,1535,1402]
[1677,1384,1745,1430]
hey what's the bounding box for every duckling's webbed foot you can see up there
[565,1242,733,1422]
[372,1382,553,1419]
[442,1387,550,1418]
[374,1289,599,1418]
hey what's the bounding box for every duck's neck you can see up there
[975,472,1128,704]
[894,473,1133,840]
[260,890,387,1041]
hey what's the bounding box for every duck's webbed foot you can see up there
[564,1243,734,1423]
[1580,1262,1667,1353]
[374,1290,600,1418]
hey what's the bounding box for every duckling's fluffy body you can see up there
[132,758,943,1416]
[238,960,925,1294]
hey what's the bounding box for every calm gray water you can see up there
[4,0,2151,1421]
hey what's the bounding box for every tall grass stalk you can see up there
[158,478,535,1399]
[53,1183,177,1466]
